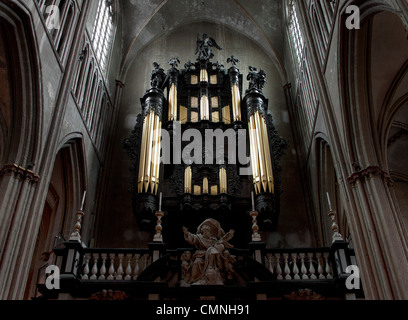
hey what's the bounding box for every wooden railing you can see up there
[79,249,151,281]
[263,248,333,280]
[45,240,360,300]
[62,246,336,283]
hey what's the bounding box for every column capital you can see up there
[0,163,40,183]
[347,165,393,187]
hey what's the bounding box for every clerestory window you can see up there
[288,0,305,68]
[91,0,114,74]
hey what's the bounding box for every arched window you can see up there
[288,0,305,68]
[286,0,318,153]
[91,0,114,74]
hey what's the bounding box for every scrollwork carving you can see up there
[123,114,143,194]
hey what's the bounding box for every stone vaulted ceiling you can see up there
[118,0,286,82]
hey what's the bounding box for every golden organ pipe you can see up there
[248,110,275,194]
[232,83,241,121]
[203,177,209,194]
[200,69,208,82]
[154,119,162,194]
[254,112,267,192]
[151,115,161,194]
[219,167,227,194]
[149,114,158,192]
[248,118,258,193]
[169,83,177,121]
[184,166,192,193]
[144,111,155,192]
[225,169,227,192]
[261,116,274,193]
[249,114,261,193]
[138,112,149,193]
[201,95,209,121]
[174,84,178,121]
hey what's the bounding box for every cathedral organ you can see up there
[4,0,408,303]
[124,34,288,247]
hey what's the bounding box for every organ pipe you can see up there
[249,111,274,194]
[138,110,162,195]
[200,69,209,82]
[219,167,227,194]
[184,166,192,194]
[168,83,178,121]
[231,83,242,121]
[201,95,209,121]
[203,177,209,194]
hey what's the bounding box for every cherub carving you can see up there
[180,251,192,287]
[169,57,180,69]
[227,55,240,66]
[182,219,235,286]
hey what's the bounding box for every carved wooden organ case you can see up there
[124,39,288,248]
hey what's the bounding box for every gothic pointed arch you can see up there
[24,136,87,299]
[0,0,42,169]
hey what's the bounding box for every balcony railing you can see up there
[37,239,362,300]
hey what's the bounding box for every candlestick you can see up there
[250,210,261,242]
[153,210,164,243]
[70,210,85,241]
[329,209,344,242]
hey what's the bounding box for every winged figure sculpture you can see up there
[196,33,222,61]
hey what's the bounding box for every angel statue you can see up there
[247,66,267,93]
[150,62,166,89]
[169,57,180,69]
[195,33,222,61]
[182,218,236,286]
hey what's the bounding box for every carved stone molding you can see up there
[123,114,143,195]
[347,166,393,187]
[0,163,40,183]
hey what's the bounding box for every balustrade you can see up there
[79,249,151,281]
[264,249,333,281]
[77,247,333,282]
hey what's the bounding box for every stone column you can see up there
[0,165,39,299]
[347,166,408,299]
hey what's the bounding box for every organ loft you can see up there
[44,34,360,300]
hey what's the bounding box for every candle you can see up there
[80,190,87,211]
[326,192,333,211]
[251,191,255,211]
[159,192,162,211]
